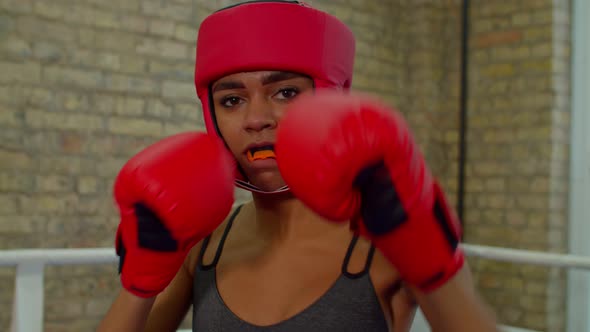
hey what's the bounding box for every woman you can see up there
[98,1,498,331]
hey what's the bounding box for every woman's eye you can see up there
[220,96,242,107]
[275,88,299,100]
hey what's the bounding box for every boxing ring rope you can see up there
[0,248,116,266]
[3,244,590,332]
[462,244,590,270]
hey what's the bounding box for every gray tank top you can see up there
[192,206,391,331]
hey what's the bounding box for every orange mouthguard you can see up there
[247,149,276,162]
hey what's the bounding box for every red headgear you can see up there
[194,0,355,193]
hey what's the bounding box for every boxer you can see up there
[98,1,498,331]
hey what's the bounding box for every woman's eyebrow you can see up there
[212,72,302,93]
[212,81,245,93]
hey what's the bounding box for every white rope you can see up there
[0,245,590,271]
[462,244,590,270]
[0,244,568,332]
[0,248,117,267]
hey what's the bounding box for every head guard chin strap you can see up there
[194,0,356,194]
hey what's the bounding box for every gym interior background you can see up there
[0,0,588,331]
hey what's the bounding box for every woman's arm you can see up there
[97,244,199,332]
[410,264,498,332]
[390,285,418,332]
[144,255,195,332]
[97,289,157,332]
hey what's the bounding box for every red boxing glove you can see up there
[114,132,234,298]
[275,91,464,292]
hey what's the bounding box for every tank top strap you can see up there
[341,234,376,279]
[198,204,243,271]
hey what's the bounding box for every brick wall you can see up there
[0,0,206,330]
[465,1,571,331]
[0,0,572,331]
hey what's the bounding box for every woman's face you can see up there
[211,71,314,192]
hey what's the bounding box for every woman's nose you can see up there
[242,96,277,132]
